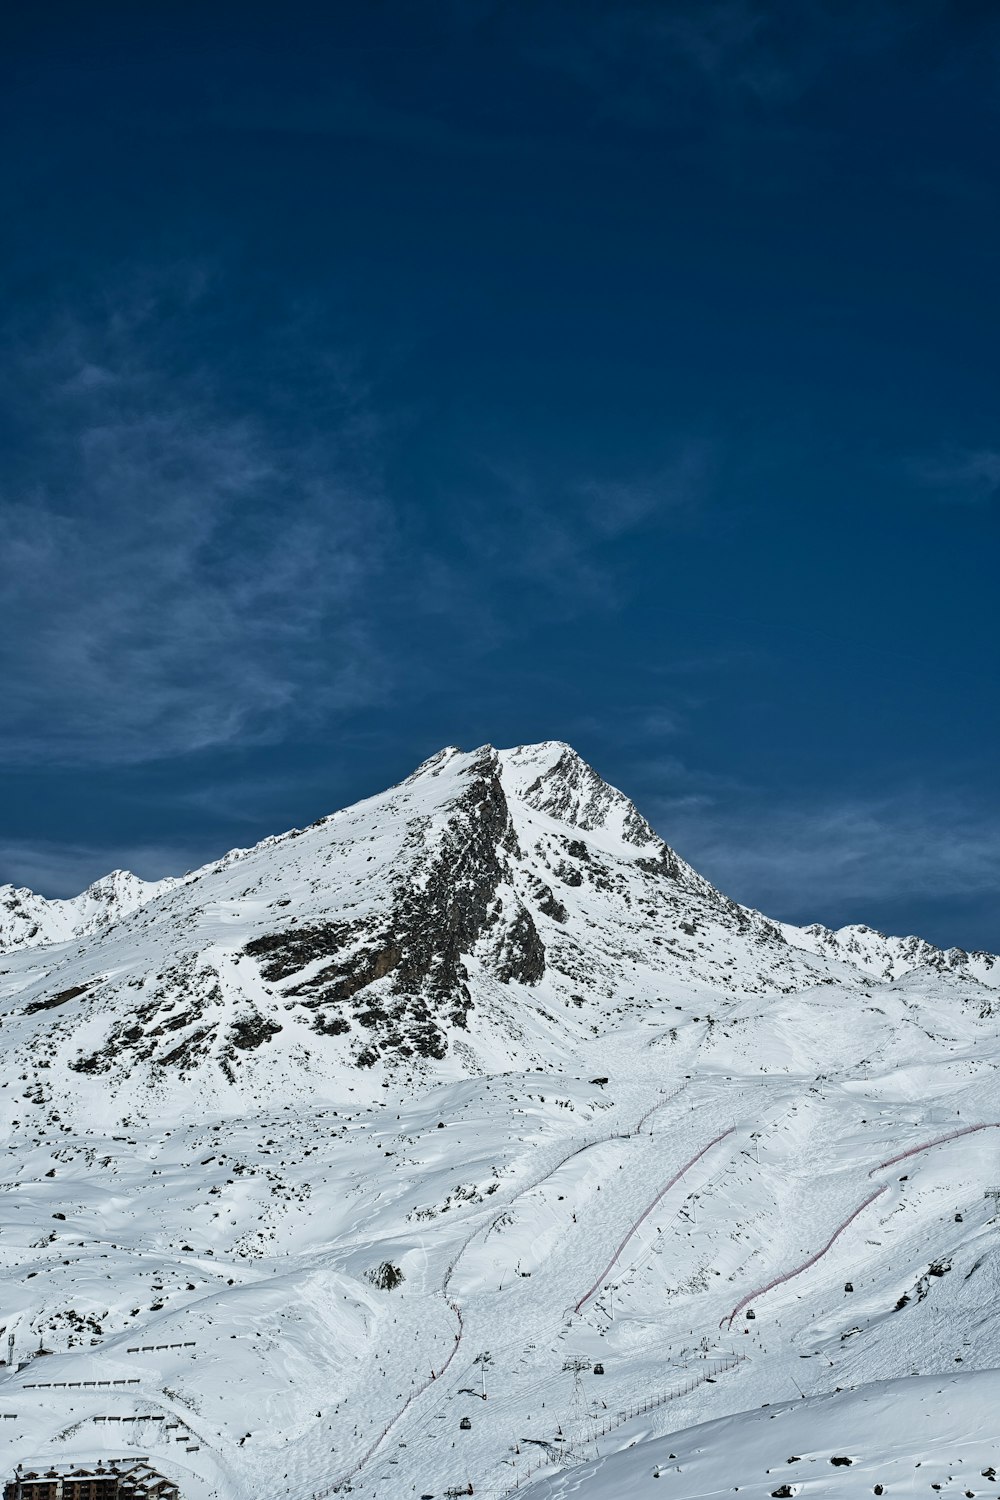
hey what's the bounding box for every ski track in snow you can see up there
[302,1087,996,1498]
[867,1119,1000,1175]
[573,1126,736,1315]
[309,1303,464,1499]
[303,1087,696,1496]
[720,1185,890,1331]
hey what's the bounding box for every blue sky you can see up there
[2,1,998,949]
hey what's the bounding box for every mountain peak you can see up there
[786,919,997,985]
[498,741,658,848]
[406,740,660,852]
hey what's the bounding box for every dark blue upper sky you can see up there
[2,0,998,948]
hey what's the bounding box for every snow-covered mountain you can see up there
[782,918,997,987]
[0,868,177,953]
[1,742,997,1500]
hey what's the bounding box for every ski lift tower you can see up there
[562,1356,592,1445]
[472,1349,493,1399]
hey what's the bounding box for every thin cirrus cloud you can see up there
[447,445,717,626]
[579,442,717,537]
[0,281,714,770]
[0,288,390,767]
[527,0,922,123]
[650,786,1000,926]
[912,449,1000,502]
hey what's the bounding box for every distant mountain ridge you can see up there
[782,918,997,986]
[0,866,177,952]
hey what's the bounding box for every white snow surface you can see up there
[521,1370,1000,1497]
[0,741,998,1500]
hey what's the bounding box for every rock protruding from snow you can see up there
[500,742,659,848]
[238,744,547,1066]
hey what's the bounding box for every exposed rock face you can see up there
[390,747,539,999]
[517,744,659,846]
[241,747,547,1066]
[229,1013,283,1050]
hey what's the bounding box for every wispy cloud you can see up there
[442,441,718,634]
[0,274,390,765]
[647,782,1000,931]
[578,442,716,537]
[0,273,717,770]
[911,448,1000,503]
[527,0,930,127]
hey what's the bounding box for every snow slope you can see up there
[521,1370,1000,1498]
[0,742,998,1500]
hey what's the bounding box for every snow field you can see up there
[3,1026,1000,1499]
